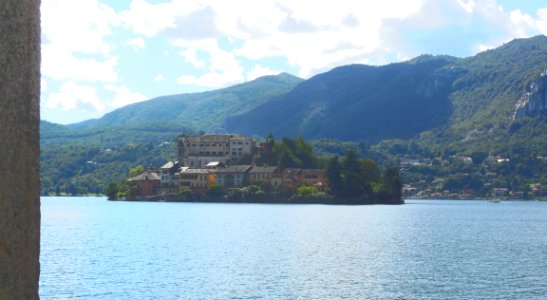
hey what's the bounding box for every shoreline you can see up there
[109,195,404,205]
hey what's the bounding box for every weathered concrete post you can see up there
[0,0,41,299]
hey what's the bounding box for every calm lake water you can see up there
[40,197,547,299]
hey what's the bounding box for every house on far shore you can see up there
[275,168,328,192]
[204,161,225,170]
[299,169,327,191]
[492,187,509,197]
[157,161,182,195]
[180,168,213,193]
[215,165,252,188]
[128,170,161,197]
[249,165,279,186]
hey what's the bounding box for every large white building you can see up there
[177,134,255,168]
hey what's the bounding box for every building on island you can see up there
[274,168,328,192]
[177,134,255,168]
[180,168,214,193]
[249,166,279,185]
[128,170,161,197]
[298,169,327,191]
[125,133,329,198]
[215,165,252,188]
[157,161,182,195]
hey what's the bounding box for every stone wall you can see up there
[0,0,41,299]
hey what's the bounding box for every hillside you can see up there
[225,55,459,142]
[69,73,303,132]
[225,36,547,151]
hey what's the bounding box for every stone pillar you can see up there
[0,0,41,299]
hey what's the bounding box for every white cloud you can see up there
[41,0,118,55]
[46,81,106,112]
[538,8,547,34]
[457,0,476,13]
[41,46,119,83]
[119,0,206,37]
[154,74,166,82]
[128,38,145,51]
[246,65,280,81]
[180,49,206,68]
[105,85,148,108]
[174,38,244,88]
[119,0,426,79]
[476,44,493,52]
[216,0,424,77]
[41,0,120,84]
[509,7,547,36]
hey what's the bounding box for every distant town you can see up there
[399,155,547,200]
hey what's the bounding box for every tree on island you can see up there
[255,135,318,169]
[326,149,402,204]
[374,167,403,204]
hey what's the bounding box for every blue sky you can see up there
[40,0,547,124]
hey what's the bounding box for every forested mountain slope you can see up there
[225,36,547,152]
[70,73,303,132]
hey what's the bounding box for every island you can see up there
[105,133,403,205]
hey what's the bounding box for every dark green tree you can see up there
[375,168,403,204]
[104,183,118,200]
[341,149,365,200]
[326,156,344,198]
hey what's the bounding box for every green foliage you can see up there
[104,183,118,200]
[207,184,223,198]
[325,150,402,204]
[326,156,344,198]
[254,135,319,169]
[107,181,138,200]
[374,168,403,204]
[40,141,175,196]
[296,185,319,197]
[128,165,144,177]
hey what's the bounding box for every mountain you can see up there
[225,36,547,151]
[226,55,458,142]
[69,72,303,132]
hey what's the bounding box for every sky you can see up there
[40,0,547,124]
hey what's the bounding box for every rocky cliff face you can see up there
[514,70,547,119]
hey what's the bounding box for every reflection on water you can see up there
[40,198,547,299]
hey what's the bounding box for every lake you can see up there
[40,197,547,299]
